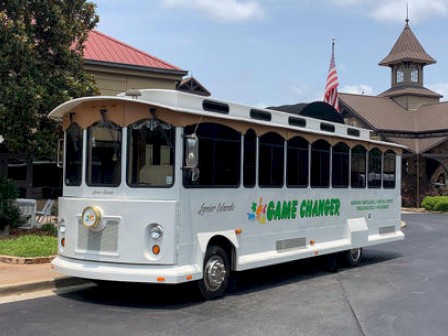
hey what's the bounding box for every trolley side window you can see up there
[351,145,366,188]
[127,119,175,187]
[86,121,122,187]
[65,123,83,186]
[243,129,257,188]
[259,132,284,188]
[332,142,349,188]
[183,123,241,187]
[287,136,309,188]
[383,150,396,189]
[311,140,330,188]
[368,148,382,188]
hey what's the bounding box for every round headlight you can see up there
[149,224,163,240]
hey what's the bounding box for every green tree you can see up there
[0,176,21,234]
[0,0,99,161]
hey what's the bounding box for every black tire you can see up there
[345,248,363,267]
[325,253,338,272]
[197,245,230,300]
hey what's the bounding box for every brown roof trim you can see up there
[379,86,443,99]
[378,129,448,138]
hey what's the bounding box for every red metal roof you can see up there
[84,30,184,72]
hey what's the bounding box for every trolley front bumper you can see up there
[51,256,202,284]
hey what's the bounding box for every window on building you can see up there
[259,132,284,187]
[351,145,366,188]
[287,136,308,187]
[410,64,419,83]
[396,66,404,83]
[383,150,396,189]
[183,123,241,187]
[311,140,330,188]
[243,129,257,188]
[368,148,382,188]
[127,119,175,187]
[332,142,349,188]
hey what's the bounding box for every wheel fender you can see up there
[196,230,239,256]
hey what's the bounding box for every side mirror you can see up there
[185,134,199,169]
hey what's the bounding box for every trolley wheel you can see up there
[345,248,363,267]
[325,253,338,272]
[197,245,230,300]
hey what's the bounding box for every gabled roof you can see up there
[379,21,436,66]
[339,93,448,153]
[339,93,418,132]
[84,30,187,75]
[385,136,448,154]
[176,76,211,96]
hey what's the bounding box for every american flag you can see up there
[323,40,339,112]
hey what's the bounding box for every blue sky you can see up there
[93,0,448,107]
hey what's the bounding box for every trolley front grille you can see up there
[77,219,119,252]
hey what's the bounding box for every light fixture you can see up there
[149,224,164,240]
[0,135,4,144]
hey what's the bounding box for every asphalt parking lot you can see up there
[0,212,447,336]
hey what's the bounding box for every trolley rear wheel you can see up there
[345,248,363,267]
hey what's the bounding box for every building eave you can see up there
[84,59,188,77]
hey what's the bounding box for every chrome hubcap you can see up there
[204,256,226,292]
[351,248,361,261]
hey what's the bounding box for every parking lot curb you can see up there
[0,255,56,265]
[0,277,88,296]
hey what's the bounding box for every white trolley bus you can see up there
[49,89,404,299]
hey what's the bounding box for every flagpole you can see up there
[323,37,340,112]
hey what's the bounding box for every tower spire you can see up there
[406,2,409,23]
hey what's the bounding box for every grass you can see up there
[0,234,57,258]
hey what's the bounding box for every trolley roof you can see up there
[48,89,405,150]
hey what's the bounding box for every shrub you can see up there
[0,177,22,231]
[40,223,58,236]
[421,196,448,212]
[421,196,437,210]
[434,196,448,212]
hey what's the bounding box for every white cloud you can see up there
[289,84,323,102]
[372,0,448,23]
[340,84,374,95]
[427,83,448,101]
[330,0,448,23]
[161,0,264,23]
